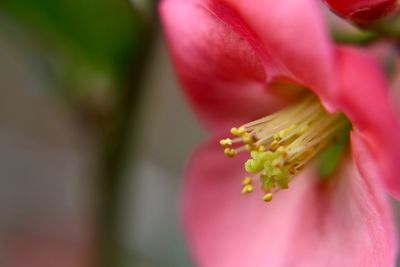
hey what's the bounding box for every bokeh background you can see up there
[1,1,400,267]
[0,1,205,266]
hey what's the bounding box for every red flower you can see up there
[323,0,398,24]
[160,0,400,266]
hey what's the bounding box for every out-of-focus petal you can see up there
[323,0,398,24]
[291,138,397,267]
[333,46,400,199]
[160,0,287,131]
[183,137,396,267]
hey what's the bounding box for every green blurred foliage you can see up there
[318,122,351,178]
[1,0,152,96]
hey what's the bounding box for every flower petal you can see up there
[290,140,397,266]
[323,0,398,24]
[332,46,400,199]
[160,0,286,131]
[225,0,335,97]
[183,137,397,267]
[160,0,336,131]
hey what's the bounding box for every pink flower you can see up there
[160,0,400,266]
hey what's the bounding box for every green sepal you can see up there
[318,122,351,178]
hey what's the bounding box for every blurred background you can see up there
[0,1,206,266]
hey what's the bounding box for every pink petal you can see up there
[183,137,397,267]
[159,0,334,131]
[332,46,400,199]
[225,0,335,97]
[291,137,397,266]
[160,0,286,131]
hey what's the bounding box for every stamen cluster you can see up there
[220,95,346,202]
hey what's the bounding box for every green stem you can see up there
[96,19,154,267]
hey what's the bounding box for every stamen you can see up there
[242,177,252,185]
[219,138,233,147]
[241,184,254,194]
[262,193,273,202]
[219,95,349,202]
[224,148,237,157]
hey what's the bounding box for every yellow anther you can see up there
[242,177,252,185]
[277,129,287,139]
[276,146,285,153]
[262,193,273,202]
[270,140,280,151]
[258,145,266,152]
[245,144,257,151]
[241,184,254,194]
[224,148,237,157]
[231,127,246,136]
[219,138,233,147]
[242,133,253,144]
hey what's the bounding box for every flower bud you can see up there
[323,0,398,25]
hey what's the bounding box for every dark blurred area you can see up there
[0,1,202,266]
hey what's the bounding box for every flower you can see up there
[160,0,400,266]
[323,0,398,25]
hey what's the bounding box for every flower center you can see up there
[219,95,349,202]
